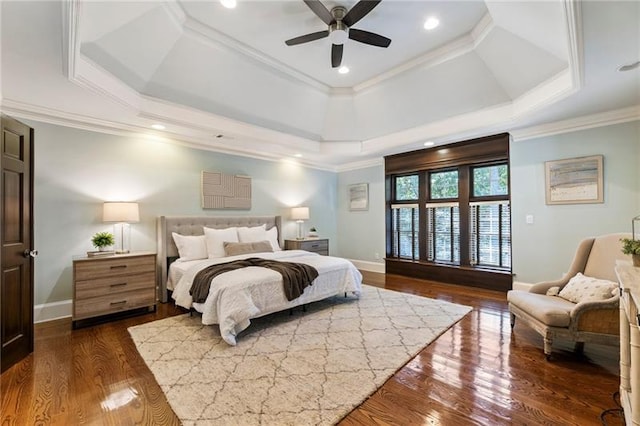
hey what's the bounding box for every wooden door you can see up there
[1,115,34,373]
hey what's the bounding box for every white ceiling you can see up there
[1,0,639,170]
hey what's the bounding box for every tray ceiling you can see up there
[1,1,639,169]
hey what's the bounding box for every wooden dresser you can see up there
[615,260,640,426]
[284,238,329,255]
[72,252,157,327]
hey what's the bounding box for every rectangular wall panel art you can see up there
[201,171,251,209]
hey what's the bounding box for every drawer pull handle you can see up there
[311,244,319,248]
[110,300,127,306]
[110,265,127,270]
[110,283,127,287]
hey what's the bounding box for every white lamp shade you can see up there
[103,202,140,223]
[291,207,309,221]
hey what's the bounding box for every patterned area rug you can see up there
[128,285,472,425]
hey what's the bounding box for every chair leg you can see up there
[510,313,516,329]
[574,341,585,354]
[544,337,553,360]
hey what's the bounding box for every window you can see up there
[391,174,419,259]
[426,203,460,263]
[430,170,458,199]
[470,201,510,268]
[384,133,511,289]
[395,175,419,200]
[391,204,419,259]
[472,165,508,197]
[470,164,510,268]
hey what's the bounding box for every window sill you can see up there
[385,258,512,292]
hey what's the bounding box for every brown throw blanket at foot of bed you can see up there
[190,257,319,303]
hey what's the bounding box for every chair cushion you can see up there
[558,273,617,304]
[508,290,575,327]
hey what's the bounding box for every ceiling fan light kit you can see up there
[285,0,391,68]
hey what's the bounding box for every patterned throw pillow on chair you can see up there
[558,273,618,304]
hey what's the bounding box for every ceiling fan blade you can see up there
[285,30,329,46]
[343,0,382,27]
[331,44,343,68]
[348,28,391,47]
[303,0,334,25]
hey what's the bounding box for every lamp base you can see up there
[296,220,305,240]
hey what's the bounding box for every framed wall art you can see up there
[544,155,603,205]
[201,171,251,209]
[348,183,369,211]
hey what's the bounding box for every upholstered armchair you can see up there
[508,233,630,358]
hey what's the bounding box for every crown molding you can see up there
[62,0,80,79]
[335,157,383,173]
[511,105,640,142]
[179,12,330,94]
[354,13,494,93]
[564,0,584,88]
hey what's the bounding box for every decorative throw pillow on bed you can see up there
[204,227,239,258]
[171,232,208,261]
[558,272,618,304]
[223,240,273,256]
[237,224,267,243]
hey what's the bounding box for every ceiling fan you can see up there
[285,0,391,68]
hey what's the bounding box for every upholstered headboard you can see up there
[156,215,281,302]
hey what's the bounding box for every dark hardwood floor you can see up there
[1,272,623,425]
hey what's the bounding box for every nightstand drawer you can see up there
[74,255,155,281]
[74,288,156,320]
[75,271,156,299]
[284,239,329,255]
[299,240,328,252]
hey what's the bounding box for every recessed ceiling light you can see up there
[423,17,440,31]
[338,66,349,74]
[618,61,640,72]
[220,0,236,9]
[151,124,165,130]
[294,153,303,158]
[423,141,435,147]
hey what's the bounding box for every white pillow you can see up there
[171,233,208,261]
[266,226,281,251]
[204,227,239,258]
[237,224,267,243]
[558,273,618,304]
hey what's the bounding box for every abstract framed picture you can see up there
[545,155,603,205]
[348,183,369,211]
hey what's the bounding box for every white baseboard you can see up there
[34,299,72,323]
[349,259,385,274]
[512,281,533,291]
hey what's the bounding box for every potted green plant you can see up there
[92,231,114,251]
[308,227,318,238]
[620,237,640,266]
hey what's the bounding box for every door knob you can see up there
[24,249,38,258]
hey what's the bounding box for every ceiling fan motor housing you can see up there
[330,21,349,44]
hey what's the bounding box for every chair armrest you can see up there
[569,295,620,319]
[529,277,571,294]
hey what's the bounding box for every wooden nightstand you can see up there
[284,238,329,255]
[72,251,157,327]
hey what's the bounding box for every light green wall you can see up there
[510,121,640,283]
[336,164,385,265]
[29,118,640,306]
[31,121,337,305]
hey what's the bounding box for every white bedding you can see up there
[172,250,362,345]
[167,259,204,291]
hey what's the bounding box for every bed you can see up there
[157,216,363,345]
